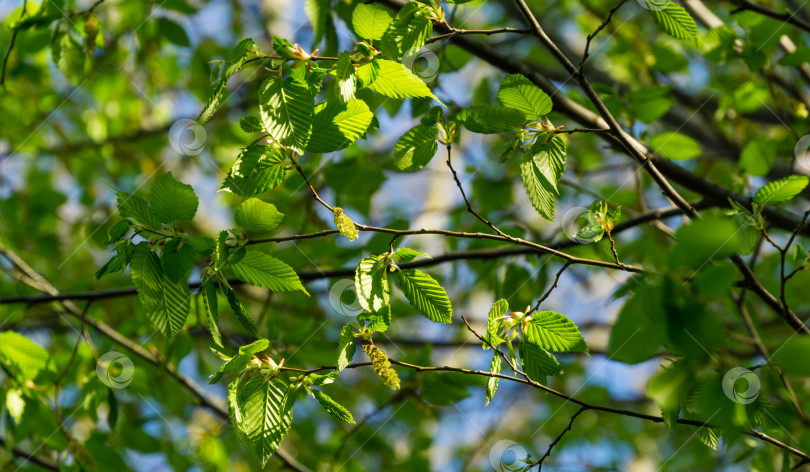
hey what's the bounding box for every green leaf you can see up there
[106,219,131,244]
[391,247,430,263]
[627,86,672,124]
[393,269,453,323]
[647,1,698,40]
[355,256,390,313]
[239,378,295,467]
[149,172,199,224]
[224,284,261,337]
[51,31,85,85]
[234,198,285,233]
[485,299,508,349]
[259,76,315,153]
[693,425,720,451]
[649,132,701,160]
[771,337,810,375]
[158,18,190,46]
[6,389,25,423]
[519,340,561,382]
[352,4,393,41]
[393,123,438,172]
[95,251,128,280]
[485,354,501,406]
[608,286,666,363]
[754,175,809,206]
[199,38,255,124]
[130,243,190,337]
[0,331,49,380]
[366,59,437,101]
[497,74,552,119]
[337,324,356,372]
[240,115,263,133]
[161,238,196,282]
[669,216,743,268]
[520,137,567,222]
[525,311,588,354]
[222,145,288,197]
[305,99,373,153]
[229,250,309,295]
[202,279,223,348]
[311,390,355,423]
[380,2,432,60]
[335,51,356,102]
[740,139,776,177]
[116,191,160,230]
[460,105,527,134]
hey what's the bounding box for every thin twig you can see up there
[537,407,588,470]
[580,0,628,69]
[0,0,27,90]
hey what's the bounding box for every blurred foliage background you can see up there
[1,0,810,471]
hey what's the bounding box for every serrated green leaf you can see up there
[222,145,288,197]
[355,256,390,313]
[199,38,255,124]
[223,284,261,337]
[485,299,508,349]
[393,123,438,172]
[337,324,356,372]
[240,115,263,133]
[130,243,163,293]
[51,31,85,85]
[161,238,195,282]
[95,251,128,280]
[305,99,373,153]
[497,74,552,119]
[352,3,392,41]
[754,175,809,206]
[366,59,437,101]
[312,390,355,424]
[149,172,199,224]
[381,2,432,60]
[648,1,698,40]
[649,132,701,160]
[132,242,190,336]
[460,105,527,134]
[239,377,295,466]
[335,51,356,102]
[116,191,161,230]
[106,219,131,244]
[394,269,452,323]
[519,340,561,382]
[229,250,308,295]
[234,198,284,232]
[485,354,501,406]
[0,331,49,380]
[201,279,223,348]
[259,76,315,153]
[520,137,567,222]
[693,425,720,451]
[525,311,588,354]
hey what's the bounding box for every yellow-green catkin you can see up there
[333,207,359,241]
[363,343,400,391]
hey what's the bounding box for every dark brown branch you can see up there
[727,0,810,34]
[537,407,588,470]
[1,202,703,306]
